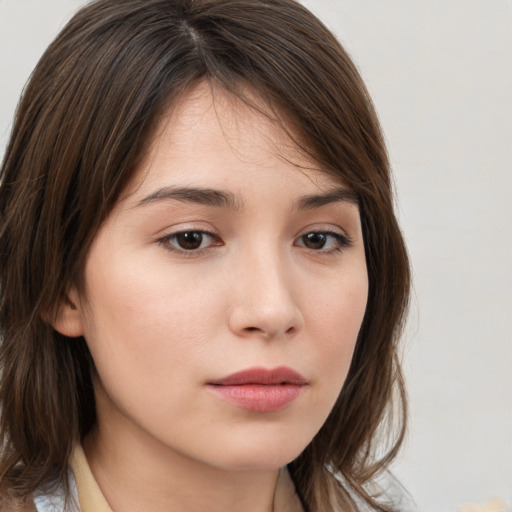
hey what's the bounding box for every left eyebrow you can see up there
[295,187,359,210]
[134,186,242,210]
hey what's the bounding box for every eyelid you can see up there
[296,222,352,240]
[154,222,354,257]
[156,227,223,256]
[294,228,354,253]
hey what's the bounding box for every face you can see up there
[61,82,368,472]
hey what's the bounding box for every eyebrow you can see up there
[135,186,242,210]
[296,187,359,210]
[135,185,358,210]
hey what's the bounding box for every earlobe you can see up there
[51,288,85,338]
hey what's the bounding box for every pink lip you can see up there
[206,366,307,412]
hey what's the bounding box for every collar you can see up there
[70,445,303,512]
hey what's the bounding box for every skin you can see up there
[54,82,368,512]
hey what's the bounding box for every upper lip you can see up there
[208,366,307,386]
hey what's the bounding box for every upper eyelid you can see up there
[156,224,352,239]
[154,222,218,238]
[296,230,352,245]
[159,229,219,242]
[158,226,350,237]
[296,223,352,240]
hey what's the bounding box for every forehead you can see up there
[124,80,346,202]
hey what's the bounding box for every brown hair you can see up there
[0,0,410,510]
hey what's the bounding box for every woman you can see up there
[0,0,410,510]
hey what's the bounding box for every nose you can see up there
[228,248,304,340]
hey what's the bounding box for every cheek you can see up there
[80,249,220,385]
[303,267,368,390]
[79,258,224,436]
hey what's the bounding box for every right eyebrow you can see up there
[134,186,242,210]
[295,187,359,210]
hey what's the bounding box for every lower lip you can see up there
[206,384,304,412]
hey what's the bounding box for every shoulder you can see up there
[367,471,417,512]
[0,482,77,512]
[30,469,79,512]
[329,469,417,512]
[32,480,79,512]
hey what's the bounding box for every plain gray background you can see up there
[1,1,511,510]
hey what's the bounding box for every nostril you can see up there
[243,325,295,337]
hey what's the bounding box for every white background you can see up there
[1,1,511,511]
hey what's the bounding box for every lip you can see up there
[206,366,307,412]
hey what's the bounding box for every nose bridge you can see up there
[229,240,302,339]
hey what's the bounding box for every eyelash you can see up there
[295,231,352,253]
[158,228,353,256]
[157,230,221,255]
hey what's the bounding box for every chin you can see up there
[217,452,301,472]
[209,430,311,472]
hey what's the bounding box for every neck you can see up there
[83,406,280,512]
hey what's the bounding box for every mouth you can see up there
[206,366,307,412]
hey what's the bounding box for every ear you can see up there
[51,287,85,338]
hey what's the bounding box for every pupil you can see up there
[177,232,202,250]
[304,232,326,249]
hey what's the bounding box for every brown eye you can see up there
[302,232,328,250]
[175,231,204,250]
[160,230,219,253]
[296,231,352,252]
